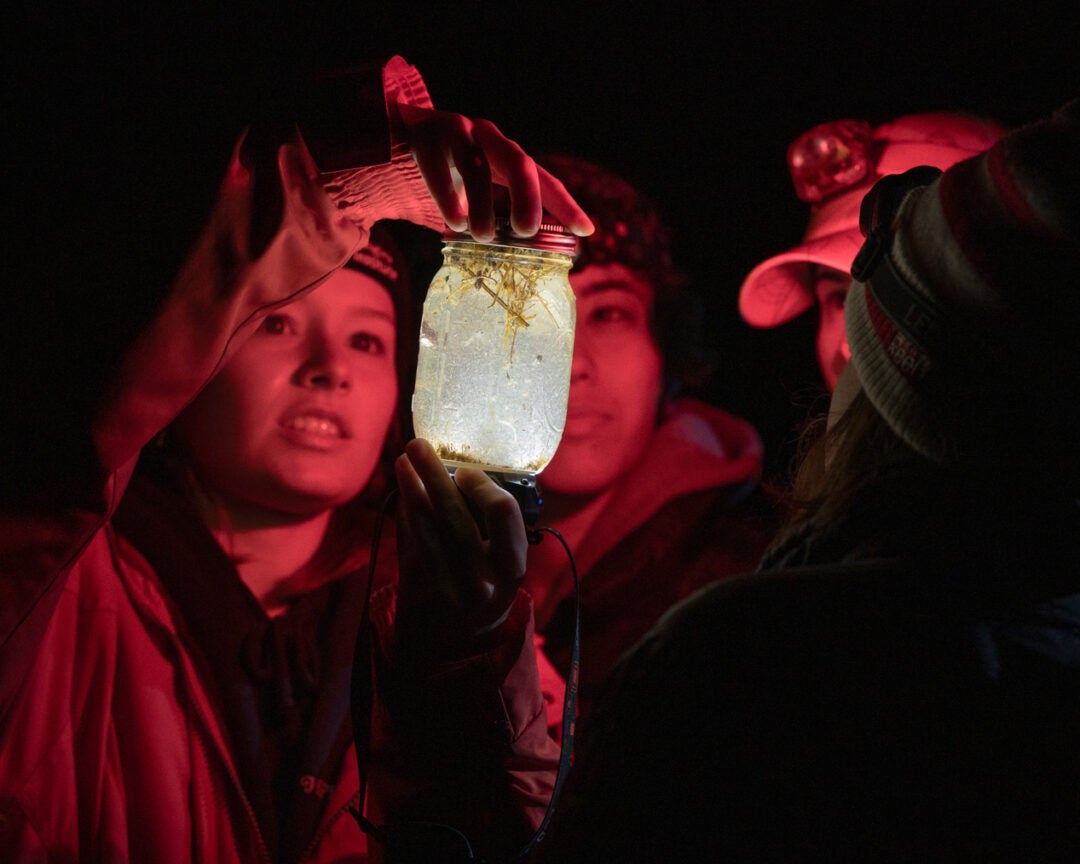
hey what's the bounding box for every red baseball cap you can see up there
[738,112,1004,328]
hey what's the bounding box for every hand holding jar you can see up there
[393,437,529,652]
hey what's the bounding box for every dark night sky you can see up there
[352,2,1079,474]
[10,1,1079,479]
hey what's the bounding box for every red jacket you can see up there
[0,57,556,863]
[529,398,776,729]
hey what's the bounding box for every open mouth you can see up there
[280,409,352,443]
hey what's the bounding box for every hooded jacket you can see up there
[0,57,555,863]
[529,397,777,729]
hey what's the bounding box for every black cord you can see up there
[349,491,582,864]
[515,525,580,863]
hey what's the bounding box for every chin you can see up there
[264,479,368,516]
[540,466,619,499]
[542,438,636,497]
[275,460,375,505]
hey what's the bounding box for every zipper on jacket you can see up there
[300,789,365,861]
[192,713,273,864]
[122,553,273,864]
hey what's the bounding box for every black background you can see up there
[352,2,1080,477]
[13,1,1080,480]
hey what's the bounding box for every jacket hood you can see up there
[559,397,763,577]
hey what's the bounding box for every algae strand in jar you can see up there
[412,222,578,475]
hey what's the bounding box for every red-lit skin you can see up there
[814,265,853,391]
[172,268,396,609]
[541,263,663,499]
[0,68,596,863]
[395,438,529,646]
[398,103,594,241]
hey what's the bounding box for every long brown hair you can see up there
[770,388,933,553]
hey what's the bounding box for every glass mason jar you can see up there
[412,220,578,477]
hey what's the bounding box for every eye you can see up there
[261,315,292,335]
[825,288,848,310]
[351,332,387,355]
[590,306,633,325]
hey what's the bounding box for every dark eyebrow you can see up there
[342,307,396,324]
[578,279,649,299]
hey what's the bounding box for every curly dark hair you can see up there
[540,154,715,401]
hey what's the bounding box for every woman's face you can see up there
[540,262,663,496]
[174,267,398,518]
[814,265,853,392]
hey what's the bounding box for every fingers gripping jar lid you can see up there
[442,217,580,255]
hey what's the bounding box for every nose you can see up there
[297,336,351,391]
[569,339,593,382]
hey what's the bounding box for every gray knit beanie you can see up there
[844,99,1080,464]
